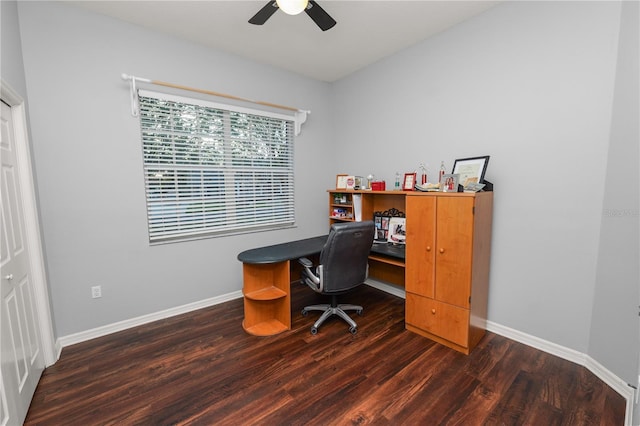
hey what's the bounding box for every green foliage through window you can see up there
[138,92,295,242]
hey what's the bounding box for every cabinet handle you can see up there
[431,308,436,314]
[439,248,445,254]
[426,246,431,252]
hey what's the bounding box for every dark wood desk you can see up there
[237,236,327,336]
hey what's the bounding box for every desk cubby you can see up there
[242,262,291,336]
[328,190,407,286]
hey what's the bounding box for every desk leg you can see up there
[242,261,291,336]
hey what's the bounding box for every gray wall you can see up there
[331,0,635,383]
[2,0,56,331]
[2,0,28,95]
[591,0,639,387]
[11,0,638,386]
[16,1,333,337]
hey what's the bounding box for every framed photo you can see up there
[354,176,364,190]
[373,208,405,242]
[346,175,356,190]
[336,174,348,190]
[387,217,406,244]
[440,173,460,192]
[402,172,417,191]
[452,156,490,187]
[374,215,390,241]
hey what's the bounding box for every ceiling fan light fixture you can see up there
[276,0,309,15]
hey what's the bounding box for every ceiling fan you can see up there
[249,0,337,31]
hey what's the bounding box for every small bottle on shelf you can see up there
[439,161,446,183]
[420,163,427,184]
[395,172,401,190]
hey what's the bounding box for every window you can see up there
[138,90,295,243]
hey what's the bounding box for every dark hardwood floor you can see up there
[25,284,625,425]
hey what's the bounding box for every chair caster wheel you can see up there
[349,327,357,335]
[301,309,308,316]
[310,327,318,335]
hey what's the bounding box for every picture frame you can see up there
[402,172,417,191]
[452,156,490,187]
[354,176,364,190]
[374,215,390,241]
[373,208,405,242]
[345,175,356,190]
[387,217,406,244]
[336,174,348,190]
[440,173,460,193]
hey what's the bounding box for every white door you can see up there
[1,100,45,425]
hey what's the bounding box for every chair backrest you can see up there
[318,220,375,294]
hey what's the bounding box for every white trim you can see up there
[58,291,243,348]
[138,89,296,123]
[364,283,634,424]
[365,278,406,299]
[486,320,635,425]
[57,284,394,348]
[55,280,635,425]
[122,74,310,136]
[485,320,587,365]
[1,80,57,367]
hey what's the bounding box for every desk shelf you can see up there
[242,262,291,336]
[368,256,405,287]
[242,318,289,336]
[244,286,287,301]
[368,254,405,268]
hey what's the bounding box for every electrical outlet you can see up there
[91,285,102,299]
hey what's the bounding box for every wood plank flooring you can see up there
[25,284,626,425]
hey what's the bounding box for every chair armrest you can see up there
[298,257,321,289]
[298,257,313,268]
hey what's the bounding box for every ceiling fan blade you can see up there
[304,1,336,31]
[249,1,279,25]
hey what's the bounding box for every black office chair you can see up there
[298,220,375,335]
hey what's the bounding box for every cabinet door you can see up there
[435,197,474,308]
[405,196,436,298]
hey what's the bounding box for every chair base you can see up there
[302,296,362,335]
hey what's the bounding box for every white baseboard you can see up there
[57,290,243,348]
[486,320,635,426]
[55,284,635,425]
[365,282,635,425]
[365,279,406,299]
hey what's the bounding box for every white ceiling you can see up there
[68,1,501,82]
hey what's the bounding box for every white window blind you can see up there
[138,90,295,243]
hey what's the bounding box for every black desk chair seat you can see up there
[298,221,375,335]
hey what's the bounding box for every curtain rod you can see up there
[121,73,309,134]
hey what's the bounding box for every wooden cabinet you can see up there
[325,189,493,354]
[405,192,493,354]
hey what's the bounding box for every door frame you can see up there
[1,79,57,366]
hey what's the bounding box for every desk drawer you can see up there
[406,293,469,348]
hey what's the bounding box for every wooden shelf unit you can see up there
[328,190,407,287]
[242,262,291,336]
[327,189,493,354]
